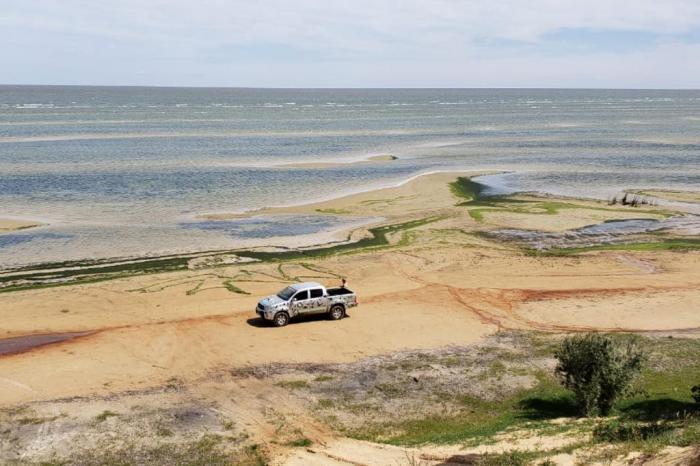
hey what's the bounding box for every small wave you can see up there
[15,103,55,109]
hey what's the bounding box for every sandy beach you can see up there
[1,172,699,464]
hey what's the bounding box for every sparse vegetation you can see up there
[554,333,645,416]
[4,332,700,464]
[95,410,119,422]
[294,332,699,454]
[285,437,312,447]
[155,426,174,437]
[315,208,352,215]
[222,280,251,295]
[592,418,670,442]
[6,436,268,466]
[475,450,538,466]
[274,380,309,389]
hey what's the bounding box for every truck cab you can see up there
[255,281,357,327]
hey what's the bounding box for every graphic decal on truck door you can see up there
[290,290,309,315]
[307,288,326,313]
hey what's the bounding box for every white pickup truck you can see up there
[255,281,358,327]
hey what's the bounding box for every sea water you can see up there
[1,87,699,266]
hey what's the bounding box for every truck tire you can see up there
[273,312,290,327]
[329,305,345,321]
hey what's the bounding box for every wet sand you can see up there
[0,331,94,356]
[0,218,43,233]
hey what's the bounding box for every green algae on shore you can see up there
[0,216,442,293]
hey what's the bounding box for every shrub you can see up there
[554,333,645,416]
[692,385,700,404]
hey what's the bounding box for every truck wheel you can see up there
[329,305,345,321]
[273,312,290,327]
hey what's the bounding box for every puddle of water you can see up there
[489,215,700,250]
[180,214,369,239]
[0,331,93,356]
[0,231,71,248]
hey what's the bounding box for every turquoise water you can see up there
[1,87,699,266]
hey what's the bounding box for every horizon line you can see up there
[2,83,700,91]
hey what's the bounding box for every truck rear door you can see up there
[307,288,328,314]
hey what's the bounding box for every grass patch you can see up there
[315,208,352,215]
[468,210,484,222]
[475,450,541,466]
[285,437,312,447]
[95,410,119,422]
[592,418,673,442]
[449,177,490,201]
[222,280,251,295]
[156,426,174,437]
[16,415,59,425]
[275,380,309,390]
[316,399,334,409]
[351,376,574,446]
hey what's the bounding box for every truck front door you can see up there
[290,290,310,315]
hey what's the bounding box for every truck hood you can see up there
[259,295,285,308]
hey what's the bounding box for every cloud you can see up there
[2,1,700,86]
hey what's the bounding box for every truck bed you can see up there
[327,287,353,296]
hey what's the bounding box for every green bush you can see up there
[692,385,700,404]
[554,333,645,416]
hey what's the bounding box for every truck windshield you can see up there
[277,286,296,300]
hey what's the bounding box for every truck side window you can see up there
[309,289,323,299]
[293,290,308,301]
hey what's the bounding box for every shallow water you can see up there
[0,215,377,267]
[490,215,700,250]
[1,87,699,266]
[181,215,369,239]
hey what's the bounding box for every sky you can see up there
[2,0,700,88]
